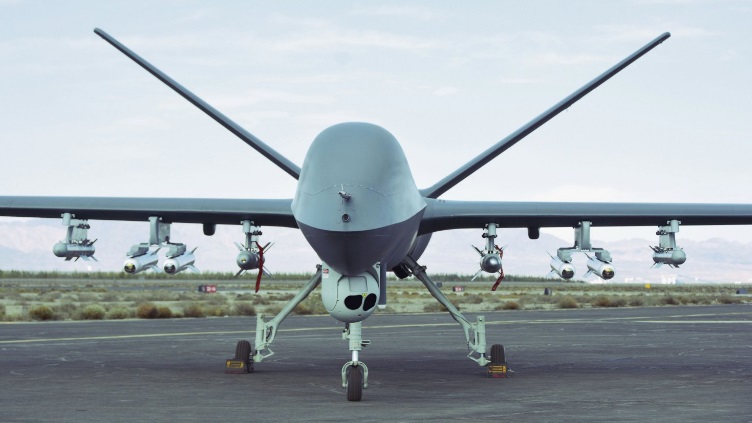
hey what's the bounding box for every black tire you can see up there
[235,340,252,368]
[490,344,505,364]
[346,365,363,402]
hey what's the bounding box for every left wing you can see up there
[0,196,296,227]
[419,199,752,235]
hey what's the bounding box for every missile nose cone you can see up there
[124,262,136,274]
[164,263,176,274]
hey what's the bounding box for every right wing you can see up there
[420,32,671,199]
[0,196,297,227]
[419,199,752,235]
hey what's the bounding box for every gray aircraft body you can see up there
[3,29,752,401]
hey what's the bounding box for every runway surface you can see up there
[2,304,751,422]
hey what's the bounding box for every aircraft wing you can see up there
[0,196,297,227]
[419,199,752,234]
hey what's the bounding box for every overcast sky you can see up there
[1,0,751,244]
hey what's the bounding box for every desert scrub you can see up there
[661,295,680,306]
[99,292,122,302]
[558,296,579,309]
[106,307,132,320]
[183,303,206,318]
[234,302,256,316]
[75,293,98,302]
[294,298,327,315]
[157,306,173,318]
[496,301,520,310]
[252,296,271,305]
[423,302,454,312]
[717,294,742,304]
[78,304,106,320]
[29,305,55,321]
[235,293,254,301]
[205,305,230,317]
[136,302,159,319]
[267,293,295,302]
[628,297,645,307]
[591,295,627,308]
[463,294,484,304]
[39,291,63,302]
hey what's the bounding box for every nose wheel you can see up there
[341,321,369,401]
[344,364,365,401]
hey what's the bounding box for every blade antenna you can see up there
[93,28,301,180]
[421,32,671,199]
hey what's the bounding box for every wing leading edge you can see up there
[0,196,296,228]
[420,32,671,199]
[419,199,752,235]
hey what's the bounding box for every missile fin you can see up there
[470,268,483,281]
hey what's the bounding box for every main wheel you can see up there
[490,344,506,364]
[235,340,252,371]
[346,366,363,402]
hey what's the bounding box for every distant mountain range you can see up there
[2,219,751,283]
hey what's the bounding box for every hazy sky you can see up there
[1,0,751,244]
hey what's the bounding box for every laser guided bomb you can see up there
[123,243,160,274]
[585,255,615,280]
[549,255,576,280]
[163,244,198,275]
[548,221,616,280]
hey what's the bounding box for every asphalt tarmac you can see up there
[1,304,751,422]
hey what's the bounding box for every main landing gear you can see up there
[225,265,371,401]
[402,255,504,368]
[227,258,506,401]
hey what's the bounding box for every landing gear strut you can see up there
[227,266,322,372]
[341,321,369,401]
[402,255,495,366]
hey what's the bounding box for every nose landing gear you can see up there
[341,321,369,401]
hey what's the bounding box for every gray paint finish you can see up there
[0,196,297,227]
[420,199,752,233]
[292,123,425,232]
[4,29,752,279]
